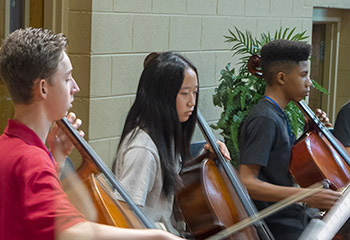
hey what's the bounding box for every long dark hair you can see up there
[113,52,199,196]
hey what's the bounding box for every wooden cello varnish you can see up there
[175,110,274,240]
[177,152,259,239]
[290,101,350,191]
[57,118,154,229]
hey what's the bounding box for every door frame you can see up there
[312,16,341,121]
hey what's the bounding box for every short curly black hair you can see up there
[261,40,311,85]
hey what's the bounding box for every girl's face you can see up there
[176,68,198,122]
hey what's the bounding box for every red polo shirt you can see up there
[0,119,86,240]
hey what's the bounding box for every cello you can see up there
[289,102,350,239]
[175,110,274,239]
[289,100,350,191]
[56,117,156,229]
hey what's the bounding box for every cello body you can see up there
[290,101,350,191]
[289,101,350,240]
[174,110,273,240]
[57,118,154,229]
[290,131,350,190]
[62,161,144,228]
[176,151,259,239]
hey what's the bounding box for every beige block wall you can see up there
[1,0,348,166]
[65,0,323,167]
[66,0,92,139]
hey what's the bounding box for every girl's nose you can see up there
[188,93,196,107]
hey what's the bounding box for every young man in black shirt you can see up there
[239,40,341,239]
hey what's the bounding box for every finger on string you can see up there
[78,130,85,138]
[217,141,231,160]
[71,118,82,130]
[66,112,76,123]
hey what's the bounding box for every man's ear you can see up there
[34,78,48,99]
[276,72,286,86]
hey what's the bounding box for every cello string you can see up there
[206,182,324,240]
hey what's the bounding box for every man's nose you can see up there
[71,77,80,93]
[306,76,312,87]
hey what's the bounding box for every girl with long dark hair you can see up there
[112,52,230,235]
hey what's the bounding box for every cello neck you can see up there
[298,100,328,132]
[196,110,274,240]
[297,100,350,167]
[57,118,156,229]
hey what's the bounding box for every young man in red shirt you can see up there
[0,27,182,240]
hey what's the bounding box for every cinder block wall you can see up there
[66,0,350,167]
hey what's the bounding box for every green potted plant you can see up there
[212,26,328,165]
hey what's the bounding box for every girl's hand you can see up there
[204,141,231,161]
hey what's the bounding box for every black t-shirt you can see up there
[239,98,310,239]
[240,98,294,203]
[334,101,350,147]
